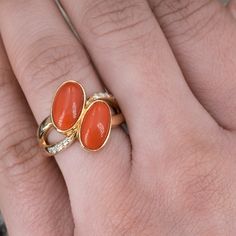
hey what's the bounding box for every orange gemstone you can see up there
[80,101,111,150]
[52,81,84,131]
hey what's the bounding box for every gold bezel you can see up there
[38,84,123,155]
[50,80,86,136]
[77,100,112,152]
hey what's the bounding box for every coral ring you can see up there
[37,81,125,156]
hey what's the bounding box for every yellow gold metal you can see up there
[37,81,125,156]
[37,116,77,156]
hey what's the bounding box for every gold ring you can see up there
[37,81,125,156]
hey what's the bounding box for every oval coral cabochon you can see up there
[52,81,85,131]
[80,101,111,151]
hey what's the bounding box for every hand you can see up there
[0,0,235,235]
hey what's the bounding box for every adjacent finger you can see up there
[60,0,218,157]
[228,0,236,18]
[0,37,73,236]
[0,0,131,226]
[149,0,236,130]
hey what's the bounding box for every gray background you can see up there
[0,0,231,235]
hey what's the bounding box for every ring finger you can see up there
[0,0,131,225]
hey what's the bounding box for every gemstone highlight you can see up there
[52,81,84,131]
[80,101,111,150]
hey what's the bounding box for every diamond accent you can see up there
[46,134,75,155]
[89,93,114,103]
[93,92,111,99]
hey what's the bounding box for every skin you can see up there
[0,0,236,235]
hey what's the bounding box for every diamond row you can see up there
[46,134,75,155]
[90,92,113,101]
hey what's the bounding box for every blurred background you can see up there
[0,0,231,235]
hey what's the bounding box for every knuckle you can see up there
[0,69,13,107]
[0,68,41,178]
[153,0,212,19]
[21,42,90,92]
[0,69,21,110]
[0,122,40,179]
[152,0,221,43]
[0,68,13,91]
[82,0,152,42]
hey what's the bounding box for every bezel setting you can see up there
[37,81,124,156]
[51,80,86,135]
[78,99,112,152]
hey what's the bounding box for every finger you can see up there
[149,0,236,130]
[228,0,236,18]
[60,0,218,155]
[0,0,131,226]
[0,38,73,235]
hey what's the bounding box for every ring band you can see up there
[37,81,125,156]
